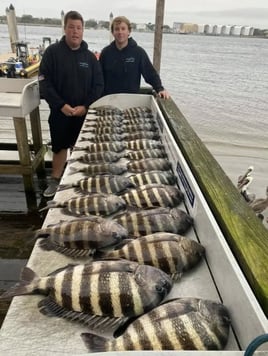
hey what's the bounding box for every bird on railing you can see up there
[240,177,256,203]
[248,186,268,215]
[237,166,255,203]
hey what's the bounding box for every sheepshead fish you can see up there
[73,141,126,153]
[83,124,123,132]
[124,148,167,160]
[126,139,163,151]
[69,151,122,164]
[84,133,124,143]
[84,117,122,126]
[0,260,173,332]
[121,184,184,209]
[127,158,172,173]
[82,297,230,351]
[36,216,128,257]
[39,193,126,217]
[58,175,135,194]
[68,162,127,176]
[123,107,153,118]
[92,105,123,116]
[121,124,158,133]
[114,207,193,237]
[128,170,177,186]
[121,131,159,141]
[121,117,156,125]
[98,232,205,280]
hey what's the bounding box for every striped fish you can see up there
[36,216,128,257]
[69,152,122,164]
[68,162,127,176]
[114,207,193,237]
[123,107,153,118]
[121,131,160,141]
[99,233,205,280]
[114,207,193,238]
[82,297,230,351]
[81,125,123,135]
[0,260,173,332]
[73,141,126,153]
[121,123,158,133]
[93,105,123,115]
[83,133,124,143]
[85,115,122,127]
[121,117,156,125]
[128,171,177,186]
[121,184,184,209]
[126,139,163,151]
[127,158,172,173]
[124,148,167,160]
[84,122,123,129]
[58,175,135,194]
[39,193,126,217]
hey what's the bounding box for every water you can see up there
[1,24,268,206]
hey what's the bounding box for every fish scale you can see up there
[81,297,230,351]
[129,171,177,186]
[127,158,171,173]
[114,207,193,237]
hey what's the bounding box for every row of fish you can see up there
[41,183,184,216]
[0,105,231,352]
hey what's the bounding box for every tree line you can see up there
[0,14,171,31]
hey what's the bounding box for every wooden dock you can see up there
[0,99,51,213]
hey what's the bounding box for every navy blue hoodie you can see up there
[99,37,164,95]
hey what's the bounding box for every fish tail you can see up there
[81,333,108,353]
[57,183,72,191]
[39,200,59,212]
[67,166,79,175]
[0,267,39,299]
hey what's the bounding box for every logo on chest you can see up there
[79,62,89,68]
[125,57,135,63]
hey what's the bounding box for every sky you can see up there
[2,0,268,29]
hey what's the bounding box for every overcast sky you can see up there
[3,0,268,28]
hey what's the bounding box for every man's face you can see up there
[65,19,83,49]
[112,21,130,47]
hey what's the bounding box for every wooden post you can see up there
[109,12,114,43]
[153,0,165,74]
[6,4,19,53]
[61,10,65,35]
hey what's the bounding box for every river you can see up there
[1,24,268,222]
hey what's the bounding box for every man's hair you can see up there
[111,16,132,33]
[64,10,84,27]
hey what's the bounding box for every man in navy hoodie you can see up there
[39,11,104,197]
[99,16,169,99]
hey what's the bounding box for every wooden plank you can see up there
[158,97,268,316]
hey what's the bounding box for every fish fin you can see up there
[81,333,108,352]
[67,166,79,175]
[0,267,38,299]
[38,238,95,257]
[171,272,182,282]
[39,297,128,333]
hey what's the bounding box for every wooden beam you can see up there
[158,97,268,316]
[153,0,165,73]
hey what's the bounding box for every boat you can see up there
[0,92,267,355]
[0,41,40,78]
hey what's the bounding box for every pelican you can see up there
[237,166,254,192]
[240,176,256,203]
[249,186,268,215]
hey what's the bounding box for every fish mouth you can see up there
[156,278,173,297]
